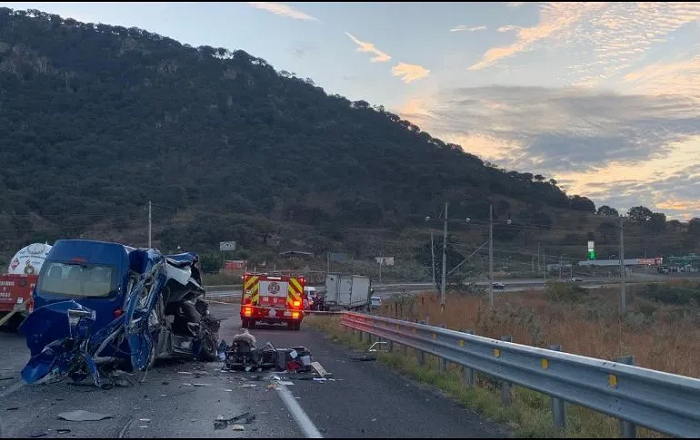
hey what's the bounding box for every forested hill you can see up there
[0,7,599,255]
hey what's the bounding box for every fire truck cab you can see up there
[240,273,306,331]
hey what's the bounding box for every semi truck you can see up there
[322,274,371,311]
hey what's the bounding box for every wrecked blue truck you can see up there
[19,239,220,388]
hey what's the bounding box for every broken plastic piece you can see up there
[232,424,245,431]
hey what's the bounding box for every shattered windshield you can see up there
[37,261,117,298]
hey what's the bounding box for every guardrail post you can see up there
[417,320,426,366]
[500,336,513,406]
[617,355,637,438]
[460,329,475,386]
[438,324,447,373]
[357,330,363,342]
[549,344,567,431]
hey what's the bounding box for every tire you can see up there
[198,332,218,362]
[248,320,256,329]
[241,318,249,329]
[287,321,301,331]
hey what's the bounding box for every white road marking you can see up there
[276,383,323,438]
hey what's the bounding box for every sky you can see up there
[3,2,700,220]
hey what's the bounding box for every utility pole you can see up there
[620,216,626,315]
[537,243,540,274]
[148,200,152,248]
[326,252,330,275]
[378,252,383,284]
[543,249,547,281]
[431,231,436,288]
[570,259,573,279]
[558,254,563,281]
[440,202,448,313]
[489,203,494,310]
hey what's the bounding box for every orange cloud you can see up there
[344,32,391,63]
[391,63,430,83]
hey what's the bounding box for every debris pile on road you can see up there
[218,330,315,374]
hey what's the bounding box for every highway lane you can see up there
[0,304,509,438]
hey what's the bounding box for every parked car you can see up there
[370,295,383,308]
[492,282,506,290]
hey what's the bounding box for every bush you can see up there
[545,281,587,303]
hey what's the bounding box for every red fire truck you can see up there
[240,273,306,330]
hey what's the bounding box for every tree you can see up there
[569,195,596,212]
[689,218,700,236]
[597,205,619,217]
[415,236,465,291]
[199,251,222,274]
[647,212,666,233]
[627,206,653,224]
[597,221,617,245]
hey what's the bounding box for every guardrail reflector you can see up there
[494,348,501,358]
[541,359,549,370]
[609,374,618,387]
[432,333,437,340]
[396,324,400,329]
[412,328,416,334]
[459,340,465,347]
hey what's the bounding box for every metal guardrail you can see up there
[340,312,700,437]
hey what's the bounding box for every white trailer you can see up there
[324,274,371,311]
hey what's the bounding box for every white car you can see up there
[492,282,506,290]
[370,296,383,308]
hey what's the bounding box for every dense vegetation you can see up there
[0,8,698,270]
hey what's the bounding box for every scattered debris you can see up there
[192,383,211,387]
[139,419,151,423]
[224,389,233,392]
[6,407,19,411]
[311,361,329,377]
[29,432,47,437]
[56,429,71,434]
[231,424,245,431]
[241,384,256,388]
[213,412,256,430]
[350,353,377,362]
[58,410,112,422]
[0,376,13,381]
[277,381,294,386]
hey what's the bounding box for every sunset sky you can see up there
[4,2,700,219]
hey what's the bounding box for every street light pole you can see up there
[440,202,448,313]
[489,203,494,310]
[431,231,436,288]
[148,200,152,248]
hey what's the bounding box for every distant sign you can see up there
[587,241,595,252]
[219,241,236,251]
[375,257,395,266]
[329,252,348,263]
[225,260,247,270]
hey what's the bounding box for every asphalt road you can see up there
[0,304,509,438]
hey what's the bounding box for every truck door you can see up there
[258,278,290,313]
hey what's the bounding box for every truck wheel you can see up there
[198,332,218,362]
[287,321,300,331]
[241,318,249,329]
[248,320,256,329]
